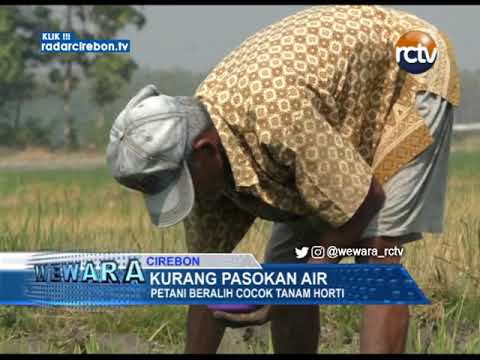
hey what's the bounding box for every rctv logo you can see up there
[395,31,438,74]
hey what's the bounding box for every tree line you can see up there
[1,5,479,152]
[0,5,145,150]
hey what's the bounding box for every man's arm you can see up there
[213,91,386,327]
[308,175,385,264]
[183,194,255,253]
[334,174,386,245]
[211,176,385,329]
[322,177,385,247]
[183,195,255,353]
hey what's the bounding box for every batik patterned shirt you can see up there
[184,5,460,252]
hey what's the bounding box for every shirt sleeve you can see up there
[289,88,374,228]
[183,194,256,253]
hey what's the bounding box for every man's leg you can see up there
[265,219,328,353]
[270,305,320,353]
[356,236,409,354]
[355,92,454,353]
[186,218,322,354]
[182,194,257,353]
[185,305,226,353]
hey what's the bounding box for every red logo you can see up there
[395,31,438,74]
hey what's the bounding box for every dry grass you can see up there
[0,147,479,353]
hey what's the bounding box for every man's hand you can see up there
[212,305,272,328]
[322,177,385,248]
[306,177,385,264]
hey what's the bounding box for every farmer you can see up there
[106,5,460,354]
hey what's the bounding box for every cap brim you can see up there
[144,161,195,228]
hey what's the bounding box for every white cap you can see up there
[106,84,199,228]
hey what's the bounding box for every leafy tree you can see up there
[87,54,138,147]
[86,6,145,148]
[45,6,89,150]
[45,5,145,150]
[0,6,58,148]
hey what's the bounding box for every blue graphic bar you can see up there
[0,252,430,307]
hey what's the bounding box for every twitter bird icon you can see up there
[295,246,309,259]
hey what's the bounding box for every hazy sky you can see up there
[120,5,480,73]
